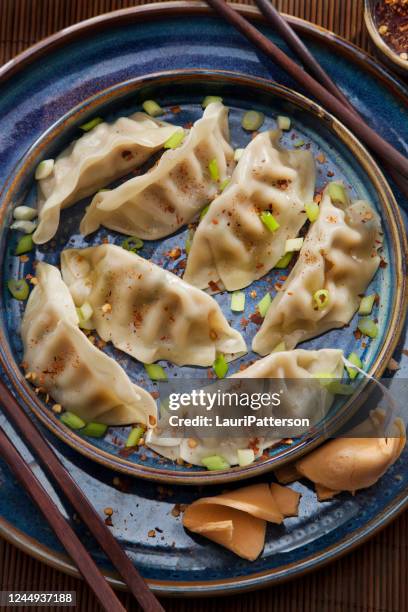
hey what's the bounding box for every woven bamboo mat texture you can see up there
[0,1,406,611]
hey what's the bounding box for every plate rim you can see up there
[0,1,407,596]
[1,69,406,484]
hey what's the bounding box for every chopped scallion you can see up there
[142,99,164,117]
[325,381,354,395]
[237,448,255,467]
[260,211,280,233]
[202,95,223,109]
[121,236,144,252]
[144,363,167,381]
[234,148,244,162]
[305,201,320,222]
[15,234,34,255]
[241,110,264,131]
[185,229,194,254]
[202,455,230,470]
[272,341,286,353]
[163,130,185,149]
[125,426,145,447]
[231,291,245,312]
[200,204,210,220]
[328,182,348,206]
[346,352,363,380]
[208,158,219,181]
[220,178,230,191]
[357,317,378,339]
[79,117,103,132]
[76,302,94,329]
[213,353,228,379]
[10,220,37,234]
[275,251,294,269]
[81,422,108,438]
[7,279,29,300]
[294,139,305,147]
[359,294,376,316]
[257,293,271,318]
[313,289,330,310]
[277,115,291,130]
[35,159,54,180]
[285,237,303,252]
[60,411,86,430]
[13,206,38,221]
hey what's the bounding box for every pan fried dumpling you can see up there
[252,184,382,355]
[33,113,180,244]
[21,262,157,426]
[60,244,246,366]
[183,130,315,291]
[79,102,235,239]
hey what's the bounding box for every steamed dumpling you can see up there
[60,244,246,367]
[21,262,157,426]
[33,113,180,244]
[253,183,382,355]
[146,348,343,466]
[183,130,315,291]
[79,102,235,239]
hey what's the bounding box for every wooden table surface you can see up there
[0,1,406,610]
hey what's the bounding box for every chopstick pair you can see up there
[205,0,408,197]
[0,380,164,612]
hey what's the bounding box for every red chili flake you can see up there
[354,329,362,340]
[380,259,388,268]
[170,105,182,114]
[249,312,264,325]
[207,369,215,379]
[102,237,109,244]
[104,516,113,527]
[327,170,334,177]
[402,349,408,357]
[121,150,134,161]
[240,317,249,329]
[184,121,193,129]
[212,219,219,225]
[316,152,326,164]
[314,193,322,204]
[208,280,220,292]
[255,263,264,270]
[119,447,137,457]
[166,247,182,260]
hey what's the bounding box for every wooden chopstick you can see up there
[0,424,126,612]
[253,0,408,199]
[0,381,164,612]
[205,0,408,180]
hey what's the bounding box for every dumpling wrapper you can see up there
[33,113,179,244]
[296,410,406,495]
[21,262,157,426]
[61,244,246,367]
[80,102,235,239]
[183,483,298,561]
[253,183,382,355]
[184,130,315,291]
[270,482,301,516]
[146,348,343,466]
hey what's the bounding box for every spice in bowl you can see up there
[375,0,408,60]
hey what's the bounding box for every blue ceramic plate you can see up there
[0,2,407,594]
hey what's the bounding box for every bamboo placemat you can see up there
[0,1,406,610]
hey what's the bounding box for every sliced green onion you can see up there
[7,279,29,300]
[202,455,230,470]
[346,352,363,380]
[163,130,185,149]
[76,302,94,330]
[81,422,108,438]
[202,95,223,109]
[15,234,34,255]
[305,201,320,222]
[328,182,348,206]
[35,159,54,180]
[285,237,303,252]
[125,426,145,447]
[121,236,144,252]
[231,291,245,312]
[359,294,376,316]
[237,448,255,467]
[60,411,86,430]
[220,178,230,191]
[208,158,219,181]
[144,363,167,381]
[80,117,103,132]
[257,293,271,318]
[272,341,286,353]
[213,353,228,379]
[294,139,305,147]
[277,116,291,130]
[313,289,330,310]
[142,99,164,117]
[185,228,194,254]
[275,251,294,269]
[260,211,280,233]
[10,220,37,234]
[97,188,111,193]
[357,317,378,339]
[234,148,244,162]
[325,381,354,395]
[199,204,210,220]
[13,206,38,221]
[242,110,264,131]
